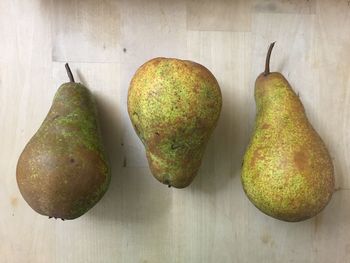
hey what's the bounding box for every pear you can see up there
[128,58,222,188]
[241,43,334,222]
[16,64,110,220]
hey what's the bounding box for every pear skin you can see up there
[16,64,110,220]
[128,58,222,188]
[241,43,334,222]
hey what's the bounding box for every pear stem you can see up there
[65,63,75,83]
[264,42,276,76]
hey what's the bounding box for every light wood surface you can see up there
[1,0,350,262]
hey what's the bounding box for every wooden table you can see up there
[1,0,349,262]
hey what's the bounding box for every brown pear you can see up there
[16,64,110,220]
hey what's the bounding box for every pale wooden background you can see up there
[1,0,350,262]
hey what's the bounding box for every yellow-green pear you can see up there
[241,43,335,222]
[128,58,222,188]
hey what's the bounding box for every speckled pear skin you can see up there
[242,59,334,221]
[128,58,222,188]
[16,73,110,220]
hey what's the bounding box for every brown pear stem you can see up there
[264,42,276,76]
[65,63,75,83]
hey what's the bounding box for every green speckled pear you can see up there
[241,43,334,222]
[128,58,222,188]
[16,64,110,220]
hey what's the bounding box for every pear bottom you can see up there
[242,146,334,222]
[243,187,334,222]
[146,150,202,188]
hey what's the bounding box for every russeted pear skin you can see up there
[128,58,222,188]
[241,43,334,222]
[16,64,110,220]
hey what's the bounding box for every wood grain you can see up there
[1,0,350,262]
[187,0,251,31]
[52,0,120,62]
[252,0,316,14]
